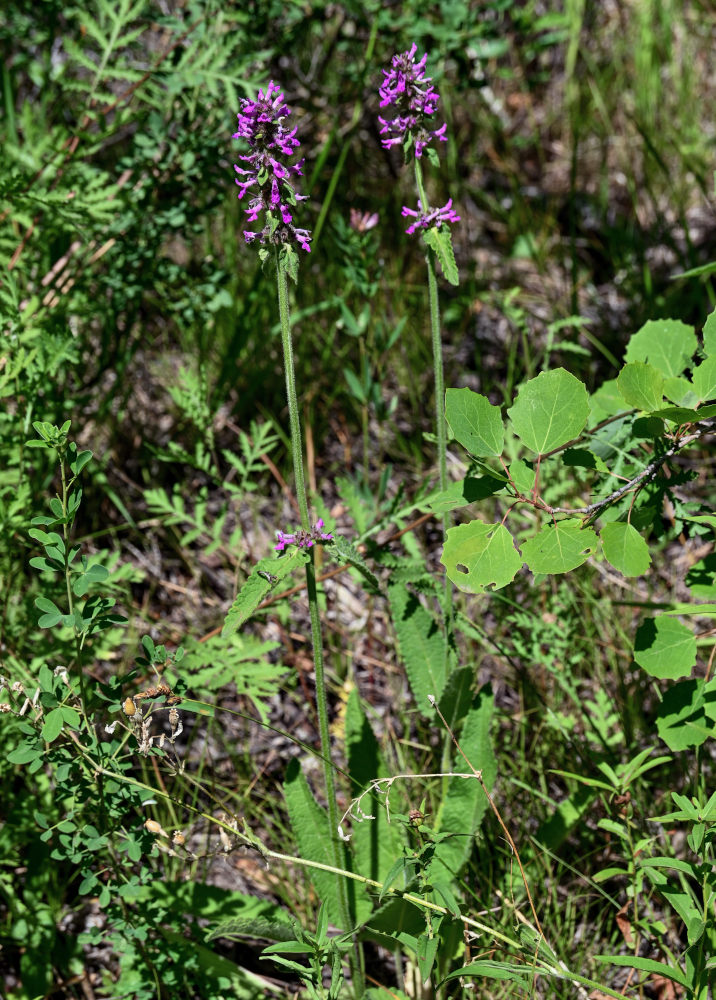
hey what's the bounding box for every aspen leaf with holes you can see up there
[441,522,522,593]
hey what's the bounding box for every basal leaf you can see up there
[345,689,400,888]
[521,520,598,575]
[441,522,522,593]
[507,369,589,454]
[692,355,716,402]
[436,666,474,733]
[432,686,496,882]
[600,522,651,577]
[633,616,696,679]
[625,318,697,377]
[388,583,448,713]
[283,759,343,925]
[445,388,503,456]
[616,362,664,411]
[222,548,307,637]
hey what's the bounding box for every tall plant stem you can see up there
[276,256,364,996]
[413,161,453,638]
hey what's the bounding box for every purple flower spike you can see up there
[378,44,447,159]
[402,198,460,236]
[232,81,311,253]
[274,520,334,553]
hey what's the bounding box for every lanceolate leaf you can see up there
[283,759,344,925]
[507,369,589,454]
[345,689,401,887]
[423,226,459,286]
[388,583,449,714]
[616,362,664,411]
[625,318,697,378]
[432,686,496,883]
[222,548,308,637]
[331,535,382,594]
[521,520,598,575]
[441,522,522,593]
[445,388,503,456]
[600,522,651,577]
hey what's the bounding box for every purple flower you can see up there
[378,44,447,159]
[233,81,311,252]
[402,198,460,236]
[349,208,380,233]
[274,518,333,552]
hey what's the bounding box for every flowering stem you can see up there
[275,253,364,995]
[413,160,452,635]
[277,260,309,533]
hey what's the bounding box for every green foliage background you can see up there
[2,1,716,998]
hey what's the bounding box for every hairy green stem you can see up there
[412,161,454,786]
[412,160,453,643]
[276,255,364,996]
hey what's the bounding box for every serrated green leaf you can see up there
[388,583,448,713]
[616,362,664,411]
[423,226,459,285]
[441,522,522,593]
[445,388,503,456]
[508,369,589,454]
[436,666,474,733]
[208,917,295,942]
[521,520,598,575]
[222,548,307,637]
[692,355,716,401]
[432,686,496,882]
[600,522,651,577]
[625,318,697,377]
[283,759,343,924]
[633,616,696,679]
[330,535,381,594]
[345,689,400,887]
